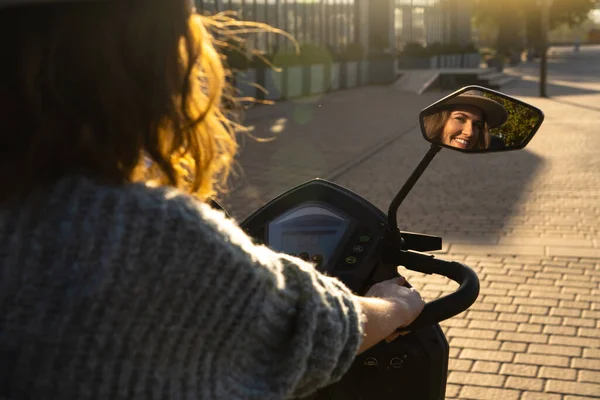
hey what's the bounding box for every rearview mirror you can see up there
[419,86,544,153]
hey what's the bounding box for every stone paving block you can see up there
[509,288,533,297]
[536,271,563,280]
[448,358,473,372]
[497,332,549,344]
[449,347,460,358]
[447,327,497,340]
[500,237,594,247]
[505,376,545,391]
[450,244,546,256]
[564,273,599,283]
[528,343,582,357]
[517,323,543,334]
[520,284,562,293]
[510,270,537,278]
[517,305,551,315]
[450,338,501,351]
[549,335,600,348]
[458,385,520,400]
[583,348,600,359]
[448,371,505,387]
[556,279,598,289]
[564,396,600,400]
[578,327,600,338]
[490,282,519,290]
[538,366,578,380]
[498,312,530,323]
[445,384,461,398]
[578,294,597,303]
[571,358,600,371]
[549,307,581,317]
[527,278,556,286]
[500,342,528,352]
[495,304,519,313]
[466,311,499,321]
[549,246,600,258]
[440,318,469,328]
[471,361,500,374]
[485,273,530,284]
[545,379,600,397]
[482,295,513,305]
[521,393,562,400]
[578,369,600,383]
[479,287,509,296]
[559,300,592,310]
[469,302,496,311]
[515,353,570,368]
[459,349,515,363]
[561,286,593,296]
[564,318,597,328]
[530,315,563,325]
[500,363,539,377]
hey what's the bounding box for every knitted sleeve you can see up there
[164,192,366,399]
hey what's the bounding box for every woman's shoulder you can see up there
[51,174,259,259]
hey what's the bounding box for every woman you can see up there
[0,1,424,399]
[422,90,508,150]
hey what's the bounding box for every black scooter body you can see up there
[241,179,450,400]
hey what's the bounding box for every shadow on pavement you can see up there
[221,87,449,220]
[548,98,600,114]
[503,75,600,98]
[333,125,546,246]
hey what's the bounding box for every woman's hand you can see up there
[365,276,425,328]
[355,276,425,353]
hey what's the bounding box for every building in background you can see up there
[196,0,474,55]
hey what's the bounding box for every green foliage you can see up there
[483,93,541,148]
[402,42,429,57]
[271,44,333,67]
[337,42,365,62]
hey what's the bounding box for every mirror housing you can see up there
[419,86,544,153]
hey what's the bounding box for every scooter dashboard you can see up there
[241,179,389,293]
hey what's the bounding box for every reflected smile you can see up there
[453,138,470,148]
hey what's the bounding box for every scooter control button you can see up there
[389,357,404,369]
[364,357,378,367]
[345,256,357,265]
[359,235,371,243]
[352,245,364,253]
[298,252,310,261]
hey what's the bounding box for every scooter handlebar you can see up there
[392,252,480,335]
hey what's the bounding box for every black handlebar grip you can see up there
[396,260,480,335]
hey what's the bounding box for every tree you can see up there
[483,93,541,148]
[473,0,597,53]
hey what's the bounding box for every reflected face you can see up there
[441,106,484,150]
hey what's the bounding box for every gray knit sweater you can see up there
[0,175,364,400]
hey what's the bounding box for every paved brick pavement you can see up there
[222,46,600,399]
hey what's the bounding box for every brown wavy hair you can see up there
[0,1,245,202]
[422,108,490,150]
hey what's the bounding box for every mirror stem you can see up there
[388,144,442,247]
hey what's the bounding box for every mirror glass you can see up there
[420,86,544,153]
